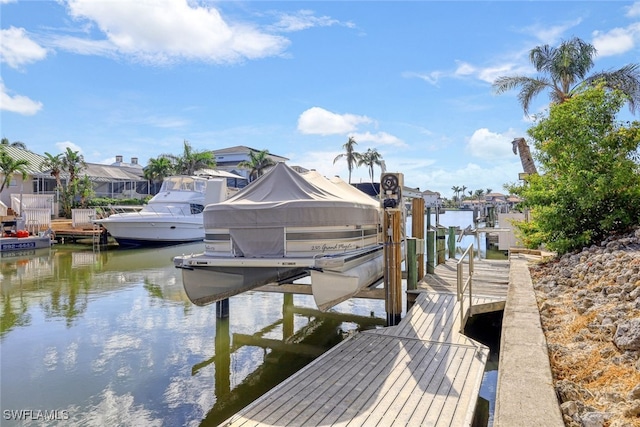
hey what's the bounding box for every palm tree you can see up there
[451,185,461,204]
[358,148,384,182]
[460,185,467,207]
[40,152,64,189]
[333,136,361,184]
[238,149,276,182]
[144,157,174,193]
[60,147,86,183]
[474,189,485,200]
[492,37,640,115]
[486,188,493,195]
[144,157,174,183]
[0,147,29,192]
[163,140,216,176]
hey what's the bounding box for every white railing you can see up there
[23,208,51,232]
[11,194,55,216]
[72,208,97,228]
[456,243,474,331]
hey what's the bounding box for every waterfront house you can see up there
[212,146,289,187]
[0,146,149,217]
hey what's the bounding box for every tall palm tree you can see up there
[493,37,640,115]
[0,147,29,192]
[451,185,461,203]
[40,152,64,188]
[238,149,276,182]
[460,185,467,207]
[333,136,361,184]
[60,147,86,183]
[163,140,216,175]
[358,148,384,182]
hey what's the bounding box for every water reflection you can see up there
[0,244,387,426]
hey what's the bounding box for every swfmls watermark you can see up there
[3,410,70,422]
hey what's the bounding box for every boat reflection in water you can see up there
[0,244,387,426]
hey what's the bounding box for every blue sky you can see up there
[2,1,640,198]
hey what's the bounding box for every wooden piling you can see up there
[436,226,446,265]
[448,226,456,259]
[411,197,425,278]
[384,209,402,326]
[427,229,435,274]
[406,238,417,291]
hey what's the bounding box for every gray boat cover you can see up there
[203,162,380,257]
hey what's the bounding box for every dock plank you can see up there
[222,258,510,427]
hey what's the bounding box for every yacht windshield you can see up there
[159,177,206,193]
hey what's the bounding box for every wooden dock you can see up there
[222,258,510,426]
[51,219,109,244]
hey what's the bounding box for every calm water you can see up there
[0,210,495,426]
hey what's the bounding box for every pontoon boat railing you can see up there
[456,243,474,331]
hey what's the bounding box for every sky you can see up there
[2,1,640,198]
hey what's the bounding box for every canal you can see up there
[1,242,389,426]
[1,210,500,426]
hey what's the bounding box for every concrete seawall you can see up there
[494,256,564,426]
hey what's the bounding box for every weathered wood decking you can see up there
[221,258,510,427]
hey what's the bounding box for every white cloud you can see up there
[626,2,640,17]
[351,131,406,147]
[454,62,475,76]
[402,71,443,86]
[0,80,43,115]
[465,128,518,160]
[0,27,48,69]
[523,19,582,44]
[269,9,353,33]
[55,141,83,154]
[297,107,372,135]
[592,24,640,57]
[61,0,289,65]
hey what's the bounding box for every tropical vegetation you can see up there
[358,148,384,183]
[155,140,217,176]
[0,146,29,193]
[507,84,640,254]
[238,149,276,182]
[492,37,640,115]
[40,147,93,218]
[333,137,387,184]
[333,137,361,184]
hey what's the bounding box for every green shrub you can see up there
[511,85,640,254]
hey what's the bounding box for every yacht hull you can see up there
[98,216,204,247]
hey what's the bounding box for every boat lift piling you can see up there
[380,172,405,326]
[383,209,403,326]
[411,197,425,279]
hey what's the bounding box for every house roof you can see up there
[78,163,145,182]
[0,146,144,182]
[212,145,289,161]
[0,145,46,175]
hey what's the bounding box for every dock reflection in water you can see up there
[0,244,386,426]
